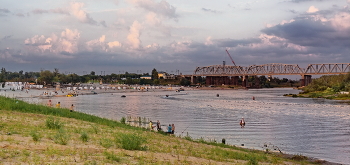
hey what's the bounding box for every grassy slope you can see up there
[0,96,326,164]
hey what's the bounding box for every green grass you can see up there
[0,96,141,130]
[53,128,70,145]
[115,132,147,151]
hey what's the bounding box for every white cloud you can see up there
[307,6,319,13]
[108,41,122,48]
[205,37,213,45]
[330,12,350,30]
[24,29,80,55]
[146,12,161,26]
[127,21,142,49]
[70,2,97,25]
[129,0,177,19]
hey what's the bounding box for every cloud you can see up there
[24,29,80,55]
[100,20,107,27]
[32,9,49,14]
[0,48,27,63]
[307,6,319,13]
[127,21,142,49]
[129,0,177,19]
[85,35,109,52]
[289,0,328,2]
[16,13,25,17]
[2,35,13,40]
[216,38,261,47]
[70,2,97,25]
[50,8,70,15]
[145,12,161,26]
[0,8,10,16]
[108,41,122,48]
[202,8,221,14]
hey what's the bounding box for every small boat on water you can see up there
[66,93,78,97]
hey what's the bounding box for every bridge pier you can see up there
[191,76,197,85]
[301,75,312,86]
[242,76,248,87]
[232,76,239,86]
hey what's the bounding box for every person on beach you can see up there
[47,100,52,107]
[171,124,175,134]
[56,102,61,108]
[156,120,161,131]
[149,121,155,130]
[240,117,245,127]
[167,124,172,133]
[70,104,74,112]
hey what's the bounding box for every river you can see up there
[26,88,350,164]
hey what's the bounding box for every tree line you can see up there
[302,73,350,93]
[0,68,193,86]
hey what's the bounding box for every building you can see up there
[140,75,152,79]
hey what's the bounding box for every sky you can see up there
[1,0,350,75]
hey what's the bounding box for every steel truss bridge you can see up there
[190,63,350,86]
[193,63,350,76]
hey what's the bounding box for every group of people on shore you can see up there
[150,120,175,134]
[47,99,74,112]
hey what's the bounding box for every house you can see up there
[157,72,175,79]
[140,75,152,79]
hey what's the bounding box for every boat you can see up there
[66,93,78,97]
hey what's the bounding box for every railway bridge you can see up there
[184,63,350,87]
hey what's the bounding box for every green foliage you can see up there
[30,130,42,142]
[99,138,114,148]
[115,133,147,150]
[180,78,191,86]
[291,154,308,161]
[53,128,70,145]
[46,117,63,129]
[0,96,140,131]
[104,151,121,162]
[120,117,126,124]
[151,68,158,80]
[183,132,193,141]
[247,157,258,165]
[303,73,350,93]
[80,132,89,142]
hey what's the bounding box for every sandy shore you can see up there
[0,86,196,99]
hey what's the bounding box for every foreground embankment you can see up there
[0,96,340,164]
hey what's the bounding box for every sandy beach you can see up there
[0,85,195,99]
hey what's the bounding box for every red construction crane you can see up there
[225,49,236,66]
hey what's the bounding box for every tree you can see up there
[53,68,60,77]
[38,70,54,85]
[90,71,95,76]
[180,78,190,86]
[151,68,158,80]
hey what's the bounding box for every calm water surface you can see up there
[30,88,350,164]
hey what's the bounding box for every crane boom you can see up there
[225,50,236,66]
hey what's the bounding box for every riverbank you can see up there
[0,96,340,164]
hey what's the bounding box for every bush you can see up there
[99,138,114,148]
[30,130,42,142]
[104,151,121,162]
[46,117,63,129]
[54,128,70,145]
[80,132,89,142]
[120,117,126,124]
[115,133,147,150]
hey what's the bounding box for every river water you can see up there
[27,88,350,164]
